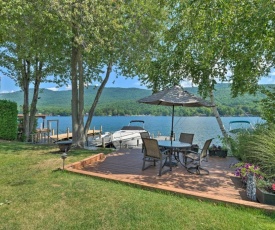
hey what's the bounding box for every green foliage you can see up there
[260,86,275,124]
[136,1,275,100]
[257,179,275,194]
[0,100,17,140]
[233,124,275,180]
[0,84,267,116]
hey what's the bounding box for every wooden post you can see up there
[102,138,105,148]
[67,128,69,139]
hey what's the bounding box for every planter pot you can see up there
[256,187,275,205]
[191,144,199,153]
[208,149,227,158]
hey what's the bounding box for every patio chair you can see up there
[184,138,213,175]
[174,133,194,161]
[140,131,150,152]
[179,132,194,144]
[179,133,199,151]
[140,131,150,139]
[142,138,169,176]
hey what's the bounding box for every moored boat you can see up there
[90,132,113,147]
[229,120,254,134]
[111,120,147,149]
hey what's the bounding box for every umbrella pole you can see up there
[171,105,174,141]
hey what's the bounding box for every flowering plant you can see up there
[232,162,264,184]
[268,183,275,194]
[257,179,275,194]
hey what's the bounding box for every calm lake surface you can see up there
[38,116,264,146]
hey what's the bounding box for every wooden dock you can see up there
[50,129,101,142]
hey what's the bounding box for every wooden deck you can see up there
[65,148,275,212]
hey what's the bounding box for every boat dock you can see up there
[50,129,101,142]
[31,128,102,143]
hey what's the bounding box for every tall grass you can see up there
[233,124,275,180]
[0,141,274,229]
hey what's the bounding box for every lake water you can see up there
[37,116,264,146]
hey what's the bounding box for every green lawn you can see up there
[0,141,274,230]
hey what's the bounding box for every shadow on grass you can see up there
[0,140,113,159]
[0,141,56,153]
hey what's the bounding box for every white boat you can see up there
[90,132,113,147]
[111,120,147,149]
[229,120,254,134]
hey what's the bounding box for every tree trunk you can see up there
[84,61,113,136]
[21,59,31,141]
[71,46,85,148]
[76,51,85,148]
[70,3,86,148]
[209,89,228,138]
[71,43,79,145]
[29,60,43,137]
[209,89,232,153]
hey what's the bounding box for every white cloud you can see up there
[47,87,59,91]
[0,90,16,94]
[65,85,72,90]
[180,80,196,88]
[46,85,72,91]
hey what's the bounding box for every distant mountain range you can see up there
[0,84,269,116]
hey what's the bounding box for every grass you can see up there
[0,141,275,230]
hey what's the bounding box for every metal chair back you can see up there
[179,133,194,144]
[140,131,150,139]
[142,138,161,159]
[200,139,213,161]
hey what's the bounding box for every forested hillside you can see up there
[0,84,269,116]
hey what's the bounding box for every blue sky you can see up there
[0,73,146,93]
[1,71,275,93]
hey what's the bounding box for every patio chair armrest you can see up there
[186,150,200,155]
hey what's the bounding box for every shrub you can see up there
[257,179,275,194]
[233,123,275,180]
[0,100,18,140]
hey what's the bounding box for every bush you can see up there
[0,100,18,140]
[233,124,275,180]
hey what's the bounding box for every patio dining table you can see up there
[158,140,191,171]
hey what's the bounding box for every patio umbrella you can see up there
[138,85,214,140]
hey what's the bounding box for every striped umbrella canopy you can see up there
[138,85,214,139]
